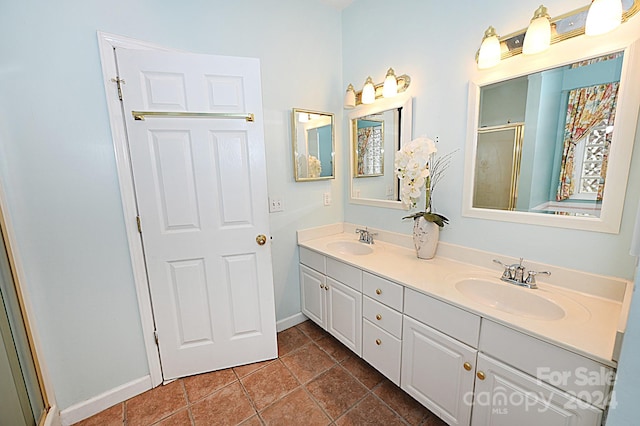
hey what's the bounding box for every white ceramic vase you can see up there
[412,216,440,259]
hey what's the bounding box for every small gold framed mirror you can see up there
[291,108,335,182]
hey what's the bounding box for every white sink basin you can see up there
[326,240,374,256]
[455,278,565,320]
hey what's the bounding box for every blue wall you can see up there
[0,0,343,411]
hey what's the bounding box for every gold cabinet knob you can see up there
[320,284,325,289]
[463,362,472,371]
[375,339,382,345]
[324,285,328,291]
[376,314,382,321]
[375,288,382,295]
[477,371,486,380]
[256,234,267,245]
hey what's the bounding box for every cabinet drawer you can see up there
[363,319,401,385]
[363,272,403,311]
[363,296,402,339]
[479,320,613,409]
[404,288,480,348]
[299,247,325,274]
[326,258,362,291]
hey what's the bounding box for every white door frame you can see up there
[96,31,179,386]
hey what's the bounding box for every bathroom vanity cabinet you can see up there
[300,249,362,356]
[298,243,613,426]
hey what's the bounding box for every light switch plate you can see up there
[269,197,283,212]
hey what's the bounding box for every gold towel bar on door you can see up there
[132,111,255,122]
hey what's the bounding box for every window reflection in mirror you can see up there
[475,52,623,217]
[352,110,398,199]
[349,95,412,209]
[292,109,335,181]
[354,118,384,177]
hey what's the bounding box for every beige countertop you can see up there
[298,223,633,368]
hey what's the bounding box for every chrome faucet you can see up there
[492,258,550,289]
[355,227,377,244]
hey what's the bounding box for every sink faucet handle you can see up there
[525,270,551,288]
[493,259,513,280]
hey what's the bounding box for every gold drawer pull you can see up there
[375,339,382,345]
[463,362,472,371]
[375,288,382,295]
[376,314,382,321]
[477,371,486,380]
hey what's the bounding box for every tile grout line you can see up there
[179,379,196,426]
[233,365,265,425]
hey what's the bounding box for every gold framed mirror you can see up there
[353,118,384,177]
[348,95,412,209]
[291,108,335,182]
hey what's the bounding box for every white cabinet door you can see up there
[402,316,477,426]
[472,354,602,426]
[300,265,326,328]
[326,277,362,356]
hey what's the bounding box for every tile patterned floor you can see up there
[75,321,447,426]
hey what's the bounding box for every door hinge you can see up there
[111,77,125,101]
[153,330,159,346]
[136,216,142,234]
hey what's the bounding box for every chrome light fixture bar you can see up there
[343,68,411,109]
[476,0,639,69]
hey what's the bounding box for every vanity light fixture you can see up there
[477,26,501,69]
[361,77,376,104]
[586,0,623,35]
[344,84,356,109]
[342,69,411,108]
[523,5,551,55]
[475,0,638,69]
[382,68,399,98]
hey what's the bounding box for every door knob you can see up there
[256,234,267,245]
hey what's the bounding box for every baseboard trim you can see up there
[276,312,307,332]
[59,375,152,425]
[43,404,61,426]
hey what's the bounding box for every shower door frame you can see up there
[0,182,53,425]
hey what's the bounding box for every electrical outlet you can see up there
[323,192,332,206]
[269,197,283,213]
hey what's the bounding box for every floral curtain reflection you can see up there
[556,82,619,201]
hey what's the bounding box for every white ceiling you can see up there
[320,0,355,10]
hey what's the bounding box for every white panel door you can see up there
[472,354,603,426]
[116,49,277,380]
[326,277,362,356]
[402,316,477,426]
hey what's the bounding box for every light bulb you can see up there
[477,26,501,69]
[382,68,398,98]
[523,5,551,55]
[362,77,375,104]
[586,0,622,36]
[343,84,356,109]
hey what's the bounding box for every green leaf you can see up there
[402,211,449,228]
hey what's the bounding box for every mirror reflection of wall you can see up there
[292,109,335,181]
[475,52,623,217]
